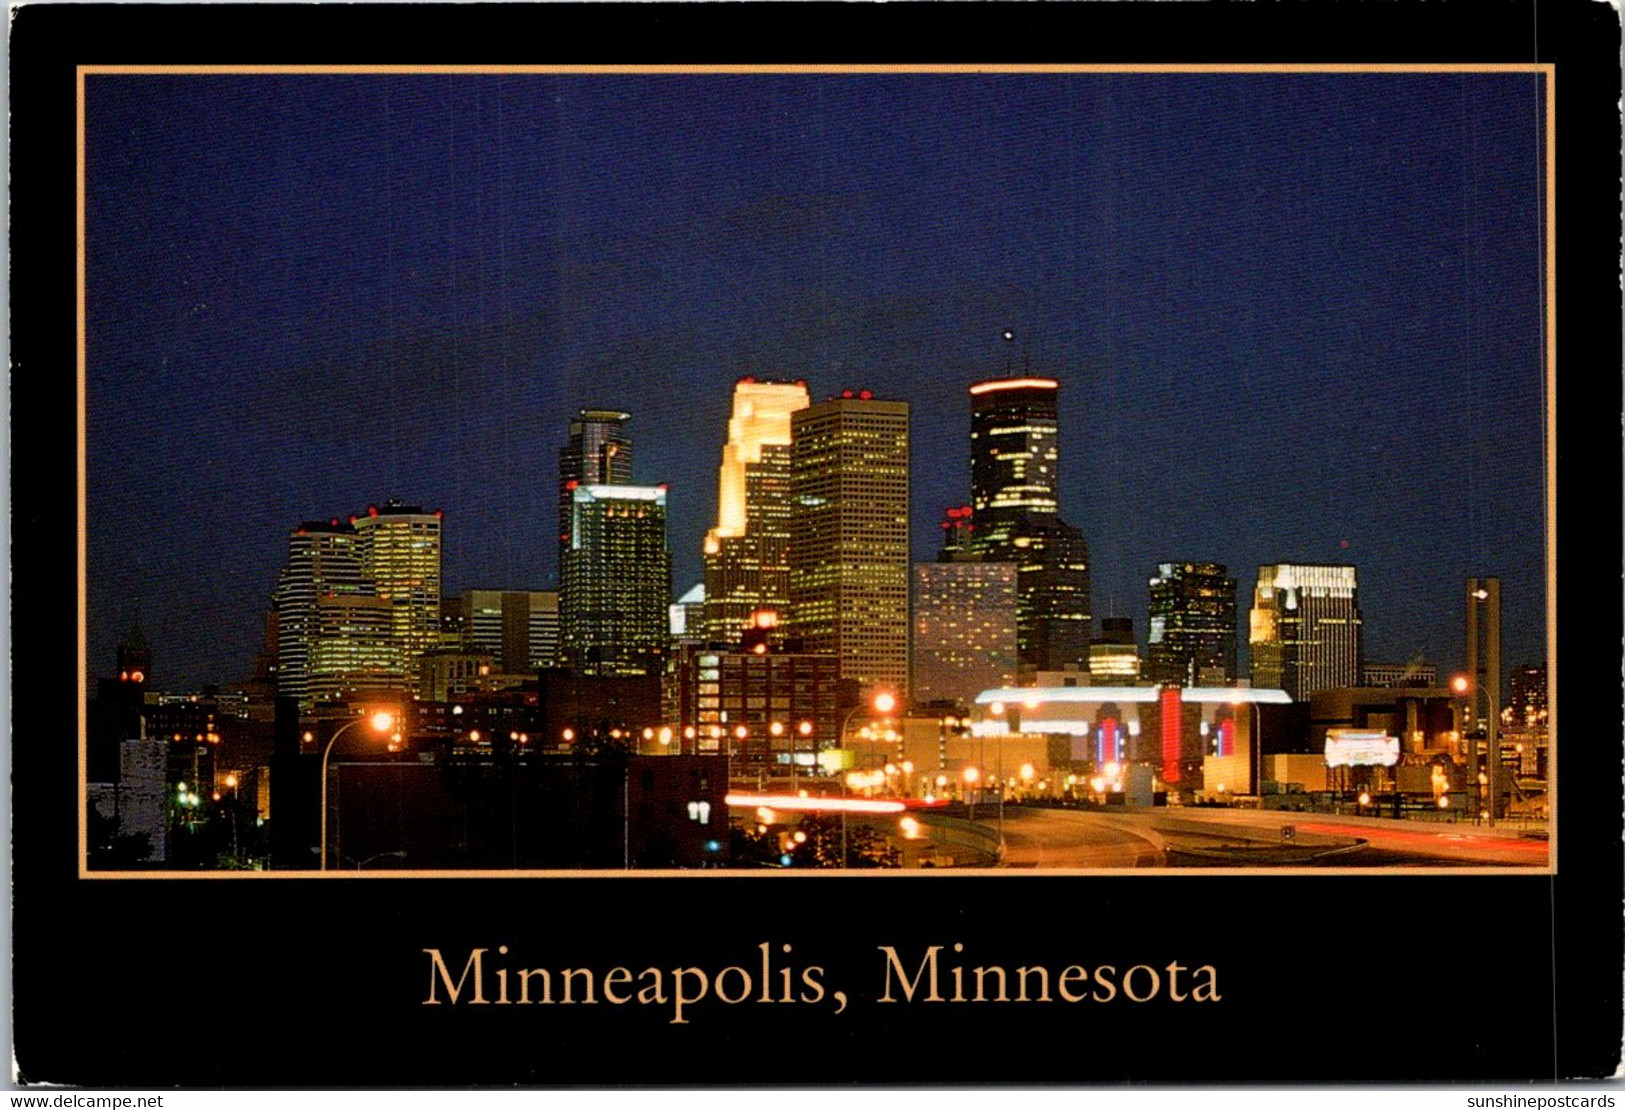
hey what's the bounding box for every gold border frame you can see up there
[77,62,1557,879]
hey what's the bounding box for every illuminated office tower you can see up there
[273,520,404,710]
[305,593,401,705]
[1249,563,1363,700]
[966,376,1092,669]
[911,558,1019,708]
[352,500,442,678]
[969,376,1060,535]
[1146,562,1237,686]
[703,378,810,643]
[1090,616,1143,683]
[789,391,910,697]
[558,409,634,568]
[1507,662,1547,731]
[560,484,672,676]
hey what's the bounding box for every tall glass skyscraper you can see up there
[1146,562,1237,686]
[969,377,1062,533]
[352,500,442,681]
[273,519,403,710]
[965,376,1091,670]
[1249,563,1363,700]
[560,484,672,676]
[789,392,910,697]
[703,378,809,643]
[558,409,633,569]
[556,409,668,675]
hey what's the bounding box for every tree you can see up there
[732,814,900,869]
[88,808,153,869]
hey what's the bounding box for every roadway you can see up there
[993,805,1550,869]
[998,807,1164,868]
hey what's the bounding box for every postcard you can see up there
[12,1,1621,1086]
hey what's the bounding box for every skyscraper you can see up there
[1146,562,1238,686]
[911,560,1019,708]
[789,391,910,697]
[969,377,1061,533]
[448,589,560,673]
[305,593,399,705]
[966,376,1092,669]
[558,409,633,569]
[1090,616,1143,683]
[703,378,809,643]
[1249,563,1363,700]
[352,500,442,680]
[560,484,672,676]
[1507,662,1547,731]
[273,520,403,710]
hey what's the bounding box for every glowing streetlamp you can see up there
[840,690,902,769]
[1453,672,1501,825]
[320,709,397,870]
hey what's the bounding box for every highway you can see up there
[993,805,1550,869]
[998,807,1164,868]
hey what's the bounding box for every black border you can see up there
[13,2,1622,1086]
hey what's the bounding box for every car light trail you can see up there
[725,793,907,814]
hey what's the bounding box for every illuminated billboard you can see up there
[1324,729,1400,768]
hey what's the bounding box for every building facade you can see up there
[273,520,404,710]
[560,484,672,676]
[1249,563,1363,701]
[789,393,910,697]
[1507,662,1547,731]
[967,684,1294,793]
[304,592,401,705]
[1361,660,1439,688]
[911,560,1019,708]
[558,409,634,567]
[352,500,442,680]
[672,644,842,771]
[1146,562,1237,687]
[703,378,809,642]
[965,377,1092,670]
[447,589,559,673]
[1090,616,1143,684]
[416,649,496,702]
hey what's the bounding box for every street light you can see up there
[320,709,397,871]
[985,701,1010,841]
[789,719,814,789]
[1453,673,1500,826]
[831,696,894,868]
[839,690,900,770]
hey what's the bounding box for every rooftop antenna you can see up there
[1002,328,1015,377]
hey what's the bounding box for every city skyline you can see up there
[84,71,1548,689]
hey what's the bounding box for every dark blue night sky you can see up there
[84,72,1548,690]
